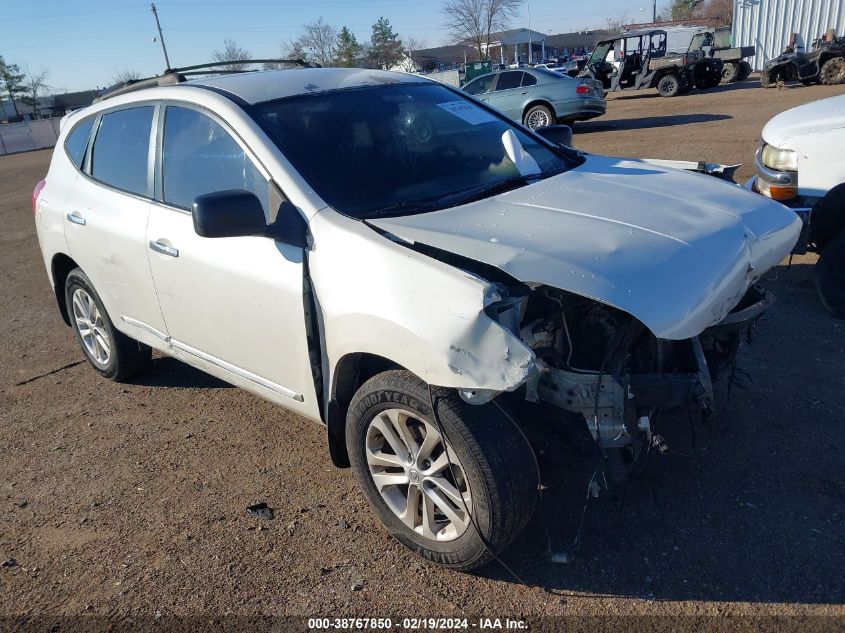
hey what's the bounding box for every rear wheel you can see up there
[346,370,538,570]
[65,268,151,381]
[737,61,752,81]
[657,74,681,97]
[721,62,738,83]
[523,104,554,130]
[816,229,845,318]
[820,57,845,85]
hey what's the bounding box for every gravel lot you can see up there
[2,79,844,630]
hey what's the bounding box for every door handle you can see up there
[66,211,86,226]
[149,240,179,258]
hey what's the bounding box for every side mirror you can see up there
[192,190,266,238]
[535,124,573,148]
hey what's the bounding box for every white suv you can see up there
[34,67,800,570]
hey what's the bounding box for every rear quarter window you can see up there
[64,117,95,169]
[90,106,154,197]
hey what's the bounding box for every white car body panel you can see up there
[63,182,168,338]
[371,154,802,340]
[308,210,539,398]
[145,204,320,418]
[761,94,845,198]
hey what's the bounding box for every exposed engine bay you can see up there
[485,282,772,484]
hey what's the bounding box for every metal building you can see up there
[733,0,845,69]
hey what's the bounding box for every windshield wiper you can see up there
[445,170,562,207]
[365,197,448,218]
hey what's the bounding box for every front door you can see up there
[145,103,319,418]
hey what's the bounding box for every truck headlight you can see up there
[761,144,798,171]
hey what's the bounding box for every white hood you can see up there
[371,154,802,340]
[762,94,845,147]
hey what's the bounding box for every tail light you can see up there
[575,83,591,95]
[32,179,46,215]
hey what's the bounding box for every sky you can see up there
[2,0,657,93]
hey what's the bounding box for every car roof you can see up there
[187,67,426,104]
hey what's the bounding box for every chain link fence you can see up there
[0,118,61,156]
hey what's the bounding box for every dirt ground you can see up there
[1,79,844,630]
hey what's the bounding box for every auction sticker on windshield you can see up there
[436,101,497,125]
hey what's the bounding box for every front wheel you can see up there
[657,74,681,97]
[523,104,554,130]
[760,69,777,87]
[65,268,151,381]
[346,370,538,570]
[816,229,845,318]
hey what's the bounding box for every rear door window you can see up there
[64,117,95,169]
[495,72,523,91]
[161,105,268,212]
[91,106,154,196]
[521,73,537,87]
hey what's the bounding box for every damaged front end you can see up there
[487,282,772,484]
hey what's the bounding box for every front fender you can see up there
[307,209,541,400]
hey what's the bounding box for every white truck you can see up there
[748,93,845,316]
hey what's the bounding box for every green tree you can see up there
[368,17,403,70]
[0,56,26,119]
[335,26,361,67]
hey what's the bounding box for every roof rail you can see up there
[94,59,316,103]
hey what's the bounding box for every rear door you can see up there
[144,103,319,418]
[62,103,168,340]
[484,71,526,120]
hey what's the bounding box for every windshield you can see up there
[252,83,577,219]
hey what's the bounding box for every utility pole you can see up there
[527,0,532,64]
[150,3,172,70]
[652,0,657,22]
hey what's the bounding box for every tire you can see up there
[737,61,752,81]
[346,370,538,570]
[65,268,152,381]
[657,74,681,97]
[721,62,738,83]
[816,229,845,318]
[819,57,845,85]
[523,104,554,130]
[760,69,776,88]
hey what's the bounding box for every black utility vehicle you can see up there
[579,29,723,97]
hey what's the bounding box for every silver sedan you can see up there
[462,67,606,129]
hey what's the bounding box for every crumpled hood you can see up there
[370,154,802,340]
[762,94,845,147]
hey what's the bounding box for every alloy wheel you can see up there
[526,109,550,129]
[71,288,111,366]
[365,408,472,542]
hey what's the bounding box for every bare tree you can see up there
[291,17,338,67]
[441,0,521,62]
[111,69,141,85]
[211,39,251,71]
[21,67,51,117]
[401,35,427,72]
[283,38,309,63]
[605,13,629,32]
